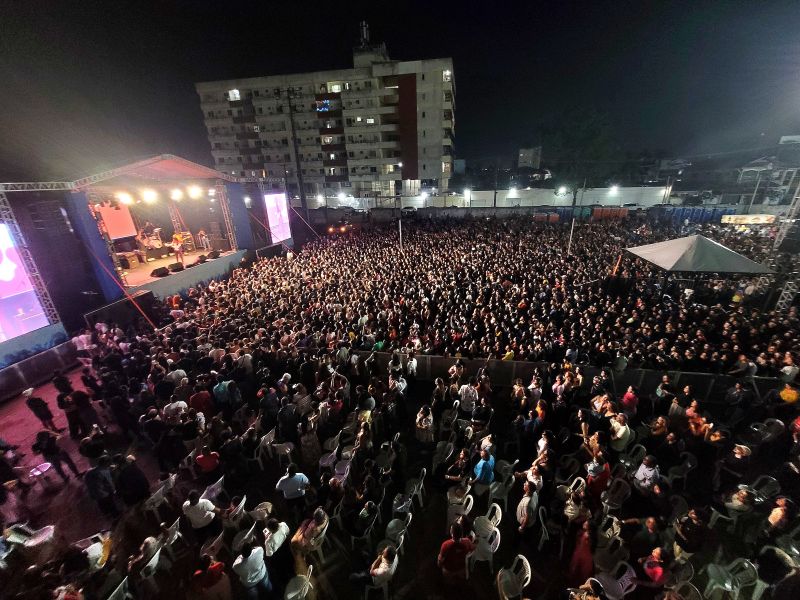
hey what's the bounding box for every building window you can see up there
[443,70,452,82]
[422,111,426,118]
[329,83,342,93]
[227,89,241,101]
[322,135,334,144]
[253,125,260,132]
[366,118,375,124]
[421,74,425,81]
[330,153,336,160]
[356,116,362,122]
[344,82,351,90]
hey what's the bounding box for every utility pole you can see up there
[493,163,498,208]
[285,88,309,221]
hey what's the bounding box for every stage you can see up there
[128,249,246,298]
[120,248,234,287]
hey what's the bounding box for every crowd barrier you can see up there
[0,341,78,403]
[353,351,783,401]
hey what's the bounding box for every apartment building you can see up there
[195,39,454,202]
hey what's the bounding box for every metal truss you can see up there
[0,190,61,324]
[774,185,800,250]
[87,191,128,287]
[167,200,183,235]
[776,280,799,312]
[216,181,237,251]
[0,181,73,192]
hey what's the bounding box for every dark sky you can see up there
[2,0,800,180]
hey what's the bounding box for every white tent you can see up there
[626,235,773,274]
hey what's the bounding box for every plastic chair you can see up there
[486,502,503,527]
[665,452,697,490]
[466,526,501,576]
[494,458,519,480]
[446,494,474,533]
[556,456,582,484]
[432,442,454,475]
[307,520,330,564]
[750,475,780,503]
[763,418,785,442]
[273,442,295,468]
[107,576,133,600]
[537,507,563,555]
[161,518,186,563]
[333,459,352,484]
[223,495,248,531]
[232,522,256,553]
[350,512,379,551]
[284,564,313,600]
[139,545,164,594]
[404,467,427,508]
[364,551,398,600]
[385,513,412,552]
[595,561,637,600]
[619,444,647,473]
[664,560,694,590]
[597,515,622,548]
[257,428,276,470]
[668,495,689,525]
[507,554,532,595]
[556,476,587,502]
[377,533,405,557]
[601,478,631,515]
[201,475,225,504]
[144,486,169,523]
[594,536,629,573]
[488,473,514,512]
[702,558,758,600]
[179,448,198,479]
[672,581,702,600]
[200,531,224,558]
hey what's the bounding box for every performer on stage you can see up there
[142,221,156,236]
[171,232,185,265]
[197,229,211,251]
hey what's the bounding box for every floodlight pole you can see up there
[566,178,586,256]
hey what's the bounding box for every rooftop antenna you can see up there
[359,21,370,47]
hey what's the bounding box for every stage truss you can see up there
[0,189,61,324]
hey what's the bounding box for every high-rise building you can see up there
[518,147,542,170]
[195,26,454,204]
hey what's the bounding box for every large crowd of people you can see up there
[0,217,799,600]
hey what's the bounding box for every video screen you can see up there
[0,224,49,342]
[263,193,291,244]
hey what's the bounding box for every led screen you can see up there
[263,193,291,244]
[0,224,49,342]
[96,203,137,239]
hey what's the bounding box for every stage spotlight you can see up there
[340,226,346,232]
[208,188,216,197]
[142,189,158,203]
[170,189,183,200]
[115,192,133,205]
[188,185,203,199]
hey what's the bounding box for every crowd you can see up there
[0,218,798,600]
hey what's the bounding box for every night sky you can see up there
[2,0,800,180]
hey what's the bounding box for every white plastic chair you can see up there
[179,448,198,479]
[702,557,758,600]
[665,452,697,490]
[506,554,532,596]
[144,486,169,523]
[139,545,165,594]
[200,531,224,558]
[161,518,185,563]
[350,512,379,550]
[619,444,647,473]
[537,506,564,556]
[319,430,341,471]
[494,458,519,480]
[385,513,412,553]
[750,475,781,502]
[466,526,501,576]
[486,502,503,527]
[257,428,276,470]
[601,478,631,515]
[223,495,248,532]
[201,475,225,504]
[107,576,133,600]
[405,467,427,508]
[672,581,702,600]
[284,564,313,600]
[595,561,637,600]
[594,536,629,573]
[232,522,256,553]
[446,494,474,533]
[432,442,454,475]
[488,473,514,512]
[307,520,330,564]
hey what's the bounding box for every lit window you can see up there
[366,118,375,124]
[356,117,362,122]
[253,125,260,132]
[227,89,241,101]
[330,153,336,160]
[329,83,342,93]
[443,70,452,82]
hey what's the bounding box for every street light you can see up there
[558,186,568,195]
[337,192,346,202]
[420,192,429,200]
[609,185,619,195]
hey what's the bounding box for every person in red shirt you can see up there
[191,554,232,599]
[195,445,221,475]
[189,385,216,417]
[437,522,474,579]
[621,385,639,418]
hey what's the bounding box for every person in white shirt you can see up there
[459,377,478,415]
[609,414,632,453]
[163,396,187,421]
[263,518,290,557]
[632,455,660,495]
[182,490,219,539]
[232,542,272,599]
[349,545,397,586]
[516,481,538,533]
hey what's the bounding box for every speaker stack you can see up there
[168,262,185,273]
[150,267,170,278]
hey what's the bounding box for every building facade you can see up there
[196,42,454,202]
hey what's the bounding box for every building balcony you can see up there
[350,173,379,182]
[322,158,348,167]
[235,131,259,140]
[317,109,343,118]
[205,115,232,125]
[324,175,349,183]
[319,126,344,135]
[379,172,402,181]
[321,143,346,152]
[233,115,256,124]
[315,92,342,101]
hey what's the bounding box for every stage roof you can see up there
[1,154,282,193]
[626,235,773,274]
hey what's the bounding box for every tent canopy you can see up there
[626,235,773,274]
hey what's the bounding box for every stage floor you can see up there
[121,249,234,287]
